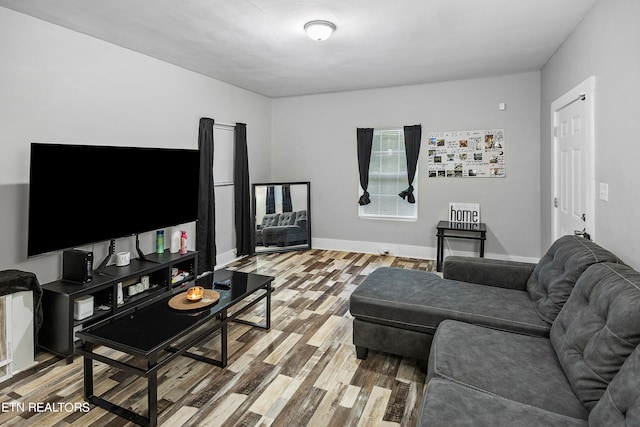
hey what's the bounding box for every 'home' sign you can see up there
[449,203,480,224]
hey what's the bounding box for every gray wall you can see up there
[10,1,636,282]
[0,7,272,284]
[540,0,640,269]
[272,72,541,261]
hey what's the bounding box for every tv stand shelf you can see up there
[39,250,198,362]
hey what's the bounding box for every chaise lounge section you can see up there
[349,235,621,368]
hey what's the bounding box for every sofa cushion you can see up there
[349,267,550,337]
[550,262,640,412]
[277,211,297,226]
[428,320,588,420]
[589,344,640,426]
[443,256,536,291]
[419,378,588,427]
[294,209,307,225]
[261,213,280,227]
[527,235,620,324]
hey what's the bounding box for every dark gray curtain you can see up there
[399,124,422,204]
[357,128,374,205]
[282,185,292,212]
[196,118,216,272]
[234,123,253,256]
[266,186,275,214]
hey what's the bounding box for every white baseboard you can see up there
[207,239,540,269]
[196,249,243,276]
[311,237,539,264]
[312,237,436,259]
[215,249,240,268]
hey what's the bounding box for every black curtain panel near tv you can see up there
[399,124,422,204]
[197,117,217,272]
[234,122,253,256]
[357,128,374,205]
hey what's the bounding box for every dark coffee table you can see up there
[76,269,274,427]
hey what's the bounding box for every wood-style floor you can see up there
[0,250,435,426]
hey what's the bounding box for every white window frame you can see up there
[213,123,235,187]
[358,128,418,221]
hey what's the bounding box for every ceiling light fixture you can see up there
[304,20,336,41]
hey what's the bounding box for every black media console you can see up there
[38,251,198,362]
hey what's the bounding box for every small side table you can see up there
[436,221,487,272]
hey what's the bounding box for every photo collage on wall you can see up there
[427,129,505,178]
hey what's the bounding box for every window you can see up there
[213,123,235,186]
[359,128,417,220]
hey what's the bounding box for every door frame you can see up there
[550,76,596,242]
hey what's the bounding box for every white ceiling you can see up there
[0,0,598,98]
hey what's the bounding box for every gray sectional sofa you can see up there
[349,235,640,425]
[256,210,308,247]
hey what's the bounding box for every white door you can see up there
[551,77,595,241]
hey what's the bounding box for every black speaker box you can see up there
[63,249,93,284]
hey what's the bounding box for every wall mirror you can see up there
[252,182,311,253]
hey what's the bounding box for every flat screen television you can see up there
[27,143,200,257]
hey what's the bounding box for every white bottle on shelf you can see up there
[117,282,124,305]
[170,228,181,253]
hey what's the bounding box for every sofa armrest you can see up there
[443,256,536,291]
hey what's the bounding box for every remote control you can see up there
[214,279,231,290]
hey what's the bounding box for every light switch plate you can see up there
[599,183,609,201]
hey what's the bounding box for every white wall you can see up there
[540,0,640,269]
[0,7,272,284]
[272,72,541,261]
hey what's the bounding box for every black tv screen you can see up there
[27,143,200,257]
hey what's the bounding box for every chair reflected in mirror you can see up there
[252,182,311,253]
